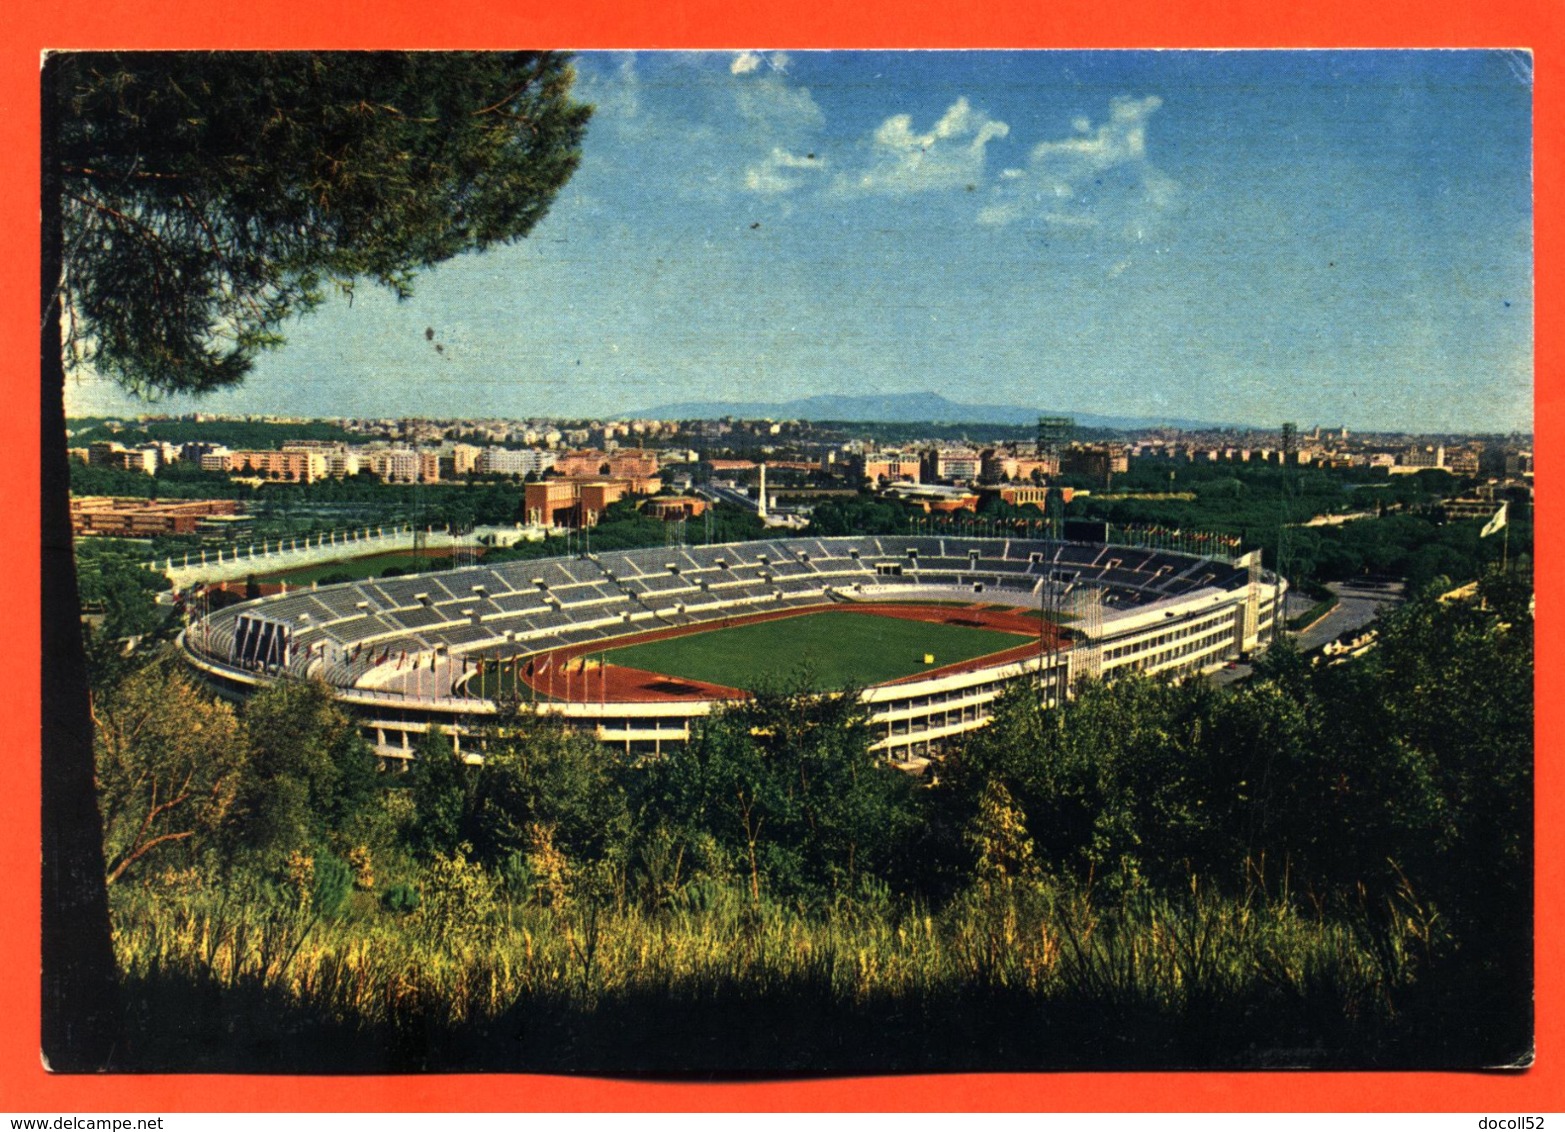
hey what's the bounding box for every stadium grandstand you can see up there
[179,535,1285,766]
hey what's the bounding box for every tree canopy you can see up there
[42,50,590,1069]
[54,51,591,394]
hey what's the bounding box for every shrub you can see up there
[381,883,421,915]
[312,852,354,918]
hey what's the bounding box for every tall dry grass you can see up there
[109,857,1445,1072]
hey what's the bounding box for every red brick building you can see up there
[525,474,664,527]
[643,496,709,521]
[71,496,243,537]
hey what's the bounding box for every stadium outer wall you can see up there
[178,535,1285,766]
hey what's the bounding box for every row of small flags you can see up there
[911,513,1244,551]
[1116,525,1243,551]
[924,516,1050,530]
[331,644,596,678]
[465,654,596,676]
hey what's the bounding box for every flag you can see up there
[1480,502,1509,538]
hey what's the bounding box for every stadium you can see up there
[179,535,1286,765]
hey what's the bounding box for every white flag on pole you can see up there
[1480,501,1509,538]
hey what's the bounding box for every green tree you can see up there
[229,679,378,865]
[93,656,245,884]
[965,776,1038,882]
[466,715,631,869]
[643,681,922,902]
[407,726,470,860]
[43,51,588,1067]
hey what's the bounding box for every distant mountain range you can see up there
[627,391,1239,431]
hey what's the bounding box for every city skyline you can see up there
[64,50,1535,434]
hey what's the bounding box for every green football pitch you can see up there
[601,609,1030,691]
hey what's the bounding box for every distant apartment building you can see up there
[199,447,235,474]
[552,449,613,477]
[1444,447,1481,476]
[856,452,921,486]
[1387,443,1480,476]
[476,447,556,477]
[86,441,120,466]
[225,450,328,483]
[329,450,362,478]
[1061,443,1128,485]
[980,449,1057,482]
[180,440,229,464]
[362,448,422,484]
[1395,444,1444,471]
[550,447,658,478]
[87,440,165,474]
[606,448,661,479]
[447,443,483,477]
[922,448,982,484]
[283,442,360,479]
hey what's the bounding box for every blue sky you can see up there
[65,50,1534,433]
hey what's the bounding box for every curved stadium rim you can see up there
[178,534,1285,764]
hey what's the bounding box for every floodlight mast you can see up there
[1036,416,1075,687]
[1274,421,1298,645]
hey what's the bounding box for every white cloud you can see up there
[734,76,825,134]
[1029,95,1161,172]
[731,50,790,76]
[979,94,1175,232]
[977,202,1099,228]
[729,65,827,195]
[744,147,827,194]
[840,97,1010,196]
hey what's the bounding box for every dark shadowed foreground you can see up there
[93,575,1531,1074]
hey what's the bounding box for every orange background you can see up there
[1,0,1558,1112]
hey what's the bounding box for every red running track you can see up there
[510,601,1068,704]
